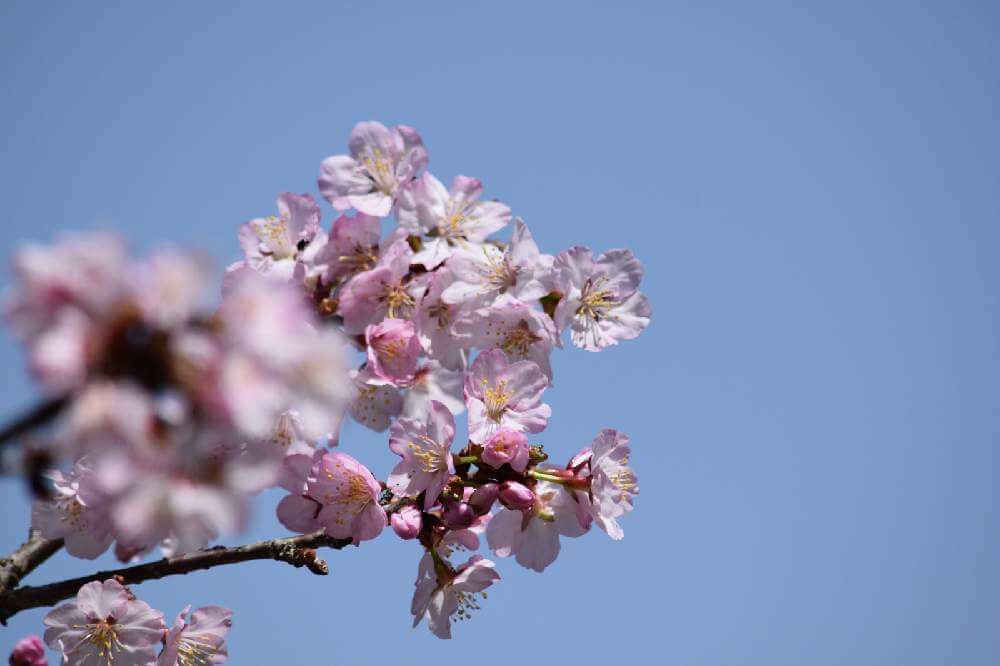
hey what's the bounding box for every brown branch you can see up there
[0,530,64,595]
[0,531,351,624]
[0,396,69,449]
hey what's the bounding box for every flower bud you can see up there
[481,429,529,472]
[442,502,476,530]
[469,483,499,515]
[390,505,422,540]
[9,635,46,666]
[498,481,535,511]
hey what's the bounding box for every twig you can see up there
[0,530,64,596]
[0,531,350,624]
[0,396,68,449]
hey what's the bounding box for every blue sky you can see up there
[1,1,998,663]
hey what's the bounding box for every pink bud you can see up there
[9,635,47,666]
[481,429,530,472]
[498,481,535,511]
[469,483,499,515]
[442,502,476,530]
[390,505,422,540]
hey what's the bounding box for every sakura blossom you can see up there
[391,505,423,540]
[314,213,382,284]
[398,173,511,269]
[31,462,112,560]
[481,429,530,472]
[552,246,652,351]
[236,192,323,283]
[486,480,590,572]
[464,349,551,444]
[399,361,465,420]
[43,579,165,666]
[415,266,468,371]
[318,121,427,217]
[387,400,456,510]
[442,219,552,309]
[573,429,639,540]
[337,238,426,334]
[304,452,386,544]
[410,553,500,639]
[347,367,403,432]
[453,298,558,381]
[158,605,232,666]
[365,318,422,385]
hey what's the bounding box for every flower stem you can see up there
[527,469,589,490]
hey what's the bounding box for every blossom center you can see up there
[177,633,223,666]
[482,379,513,422]
[338,244,379,274]
[70,619,122,664]
[407,434,447,473]
[360,147,395,194]
[500,320,542,359]
[381,282,415,319]
[577,276,618,322]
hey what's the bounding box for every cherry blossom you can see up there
[387,400,456,510]
[31,462,112,560]
[337,239,426,334]
[398,174,511,269]
[464,349,551,444]
[306,452,386,544]
[365,318,422,385]
[391,505,423,540]
[158,605,232,666]
[314,213,382,284]
[318,121,427,217]
[415,266,468,371]
[410,553,500,639]
[552,247,651,351]
[236,192,323,282]
[43,579,165,666]
[481,429,529,473]
[347,368,403,432]
[573,429,638,540]
[486,481,589,572]
[442,219,551,309]
[399,361,464,420]
[453,298,558,381]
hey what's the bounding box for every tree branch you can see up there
[0,396,68,449]
[0,531,351,624]
[0,530,64,596]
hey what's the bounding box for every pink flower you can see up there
[410,553,500,639]
[400,361,465,420]
[365,318,422,385]
[453,298,558,381]
[464,349,551,444]
[442,219,552,308]
[9,635,47,666]
[318,121,427,217]
[415,266,469,371]
[391,505,423,540]
[158,605,232,666]
[336,239,426,334]
[387,400,456,510]
[347,368,402,432]
[236,192,323,282]
[314,213,382,284]
[31,462,112,560]
[135,249,213,329]
[44,579,165,666]
[486,481,589,572]
[577,429,638,540]
[481,429,529,472]
[552,247,651,351]
[306,452,386,544]
[398,173,511,269]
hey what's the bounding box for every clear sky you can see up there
[1,1,998,663]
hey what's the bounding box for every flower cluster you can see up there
[5,120,649,647]
[259,121,648,638]
[36,578,231,666]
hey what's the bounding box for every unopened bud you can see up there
[390,505,422,540]
[442,502,476,530]
[469,483,499,515]
[498,481,535,511]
